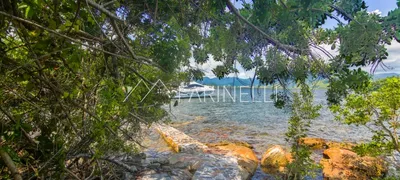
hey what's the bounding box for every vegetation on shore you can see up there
[0,0,400,179]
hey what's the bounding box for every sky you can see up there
[194,0,400,78]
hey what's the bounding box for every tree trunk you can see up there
[0,148,23,180]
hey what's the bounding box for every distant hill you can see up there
[198,73,399,86]
[373,73,399,80]
[197,77,260,86]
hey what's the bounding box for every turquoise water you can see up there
[167,88,372,156]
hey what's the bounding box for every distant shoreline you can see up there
[204,86,328,90]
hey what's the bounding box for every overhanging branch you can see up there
[225,0,309,55]
[330,5,353,21]
[86,0,124,23]
[0,11,153,66]
[86,0,164,70]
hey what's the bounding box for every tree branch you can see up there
[65,0,81,35]
[102,0,117,7]
[325,13,345,25]
[69,154,137,173]
[0,106,37,145]
[86,0,124,23]
[392,25,400,43]
[225,0,308,55]
[0,148,23,180]
[109,19,156,68]
[310,43,334,59]
[330,5,353,21]
[0,11,154,66]
[85,1,164,70]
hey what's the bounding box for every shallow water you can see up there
[166,88,372,157]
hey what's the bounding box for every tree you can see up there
[1,0,399,179]
[284,84,321,179]
[0,0,192,178]
[331,77,400,156]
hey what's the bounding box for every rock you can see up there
[261,145,289,167]
[168,153,252,180]
[191,154,248,180]
[320,148,387,179]
[148,157,169,165]
[325,141,355,150]
[170,116,206,127]
[123,172,133,180]
[299,137,326,150]
[155,124,208,153]
[206,142,259,175]
[161,165,172,172]
[153,125,258,179]
[138,171,171,180]
[148,163,161,169]
[207,140,254,149]
[260,145,292,174]
[170,169,192,180]
[384,151,400,177]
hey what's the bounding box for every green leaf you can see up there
[25,6,31,18]
[63,92,69,98]
[18,4,28,9]
[49,19,57,29]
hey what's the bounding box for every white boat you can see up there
[172,82,215,99]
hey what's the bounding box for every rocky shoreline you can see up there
[133,124,399,180]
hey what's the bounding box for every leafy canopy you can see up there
[0,0,400,179]
[331,77,400,156]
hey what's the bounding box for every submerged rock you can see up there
[320,147,387,179]
[207,140,254,149]
[260,145,292,174]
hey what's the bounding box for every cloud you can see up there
[195,40,400,78]
[190,54,257,78]
[189,55,223,78]
[228,68,255,79]
[367,41,400,74]
[313,40,400,74]
[368,9,382,16]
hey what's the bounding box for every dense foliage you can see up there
[0,0,399,179]
[332,77,400,156]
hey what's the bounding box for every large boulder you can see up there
[207,142,259,175]
[260,145,292,174]
[320,148,387,179]
[299,137,326,150]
